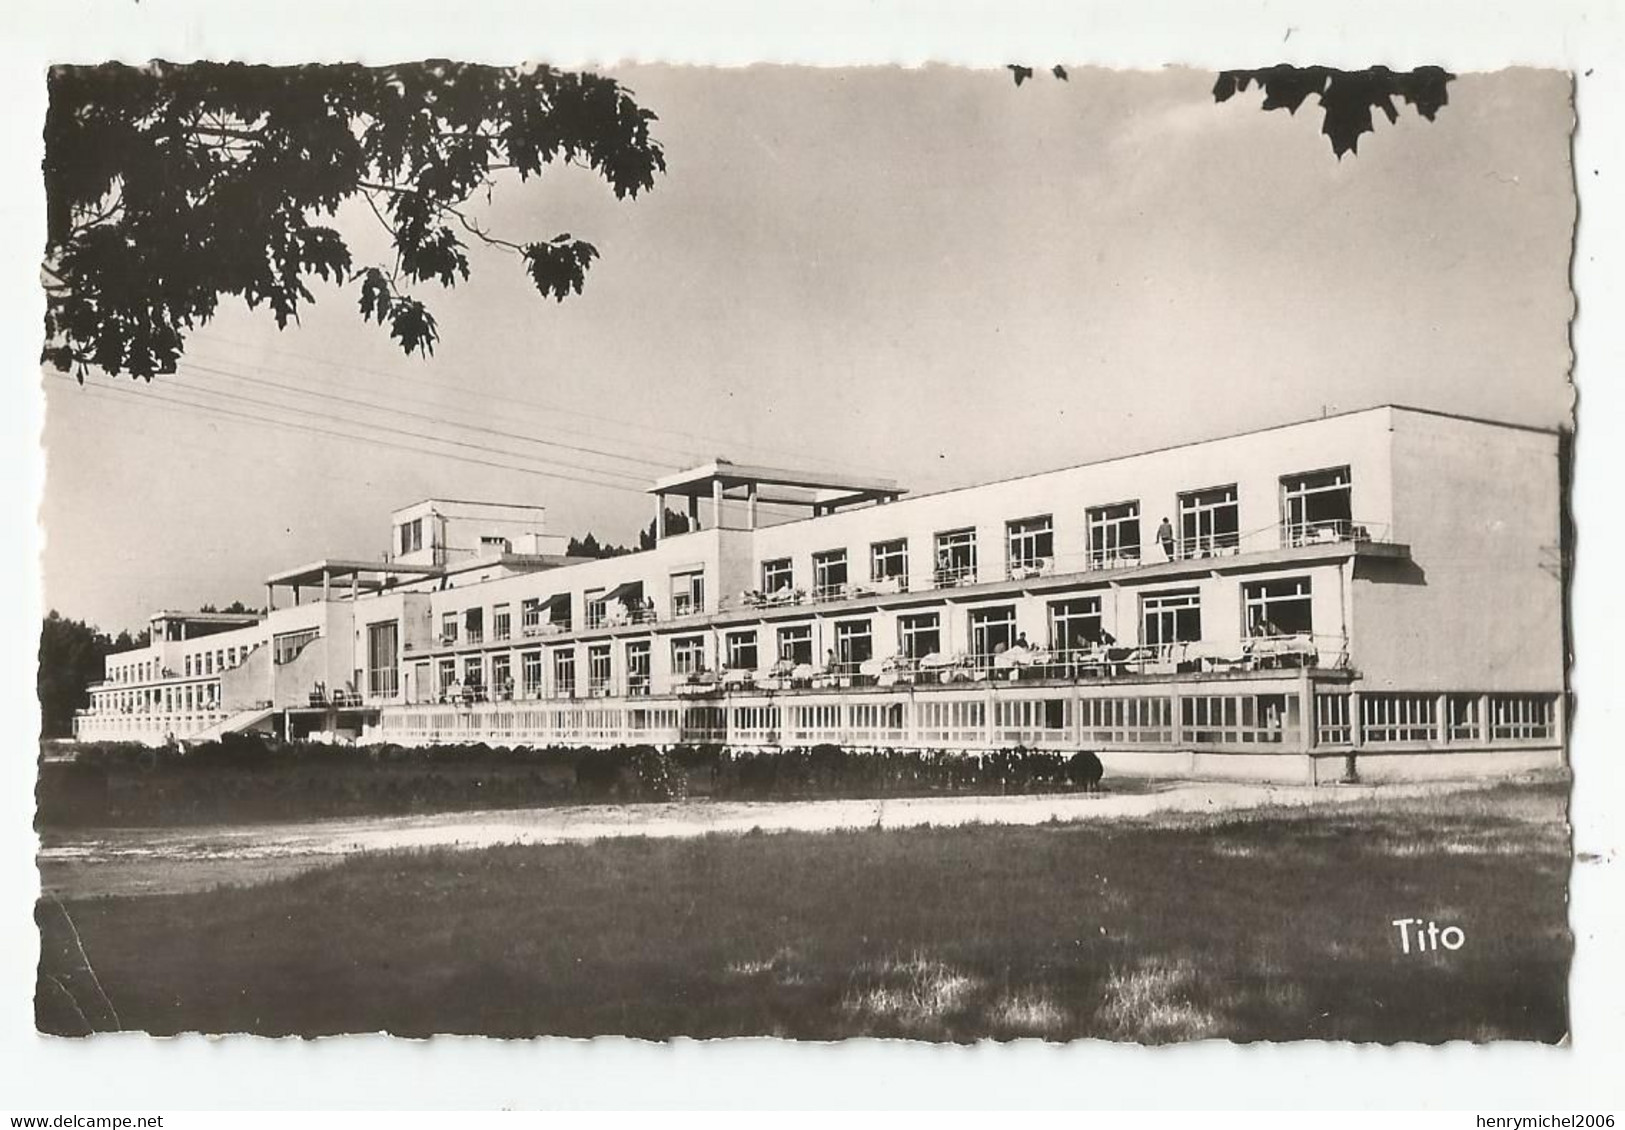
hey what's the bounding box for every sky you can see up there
[38,65,1576,633]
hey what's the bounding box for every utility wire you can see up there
[186,329,898,477]
[56,376,655,497]
[172,358,676,474]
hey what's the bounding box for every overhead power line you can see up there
[55,376,654,498]
[186,329,898,477]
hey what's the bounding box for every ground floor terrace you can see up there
[368,671,1564,785]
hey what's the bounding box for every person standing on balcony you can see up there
[1156,517,1175,561]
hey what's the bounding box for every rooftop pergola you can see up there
[263,558,445,609]
[649,459,905,539]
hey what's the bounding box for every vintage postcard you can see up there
[32,59,1579,1053]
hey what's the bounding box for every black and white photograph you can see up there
[7,0,1625,1116]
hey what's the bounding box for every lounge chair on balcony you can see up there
[720,668,754,691]
[790,662,816,688]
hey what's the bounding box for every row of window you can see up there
[1313,692,1558,745]
[91,682,221,714]
[757,467,1354,593]
[109,643,255,685]
[368,690,1557,751]
[433,569,710,647]
[392,578,1316,701]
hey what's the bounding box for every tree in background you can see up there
[39,613,107,738]
[638,508,692,551]
[43,61,666,380]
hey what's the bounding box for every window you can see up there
[202,652,213,675]
[366,620,400,698]
[1243,577,1313,637]
[834,619,873,669]
[399,517,423,556]
[1049,597,1104,655]
[492,604,511,641]
[935,528,977,587]
[273,628,320,665]
[588,644,613,695]
[725,630,759,671]
[480,535,512,554]
[490,653,513,698]
[1142,589,1202,645]
[762,558,793,594]
[871,539,909,589]
[812,549,849,597]
[184,656,193,677]
[1006,515,1054,577]
[585,589,607,630]
[1282,466,1353,545]
[521,598,542,634]
[1490,694,1555,741]
[1087,501,1141,567]
[522,651,543,698]
[464,608,484,645]
[1177,485,1240,558]
[440,612,458,646]
[777,624,814,665]
[898,613,940,660]
[462,655,484,688]
[670,570,706,616]
[626,641,651,695]
[968,605,1016,666]
[552,649,576,698]
[671,636,706,677]
[438,658,456,695]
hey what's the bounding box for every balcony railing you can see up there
[933,564,978,589]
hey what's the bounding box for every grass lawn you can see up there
[36,777,1571,1043]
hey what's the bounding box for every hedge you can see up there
[36,736,1104,828]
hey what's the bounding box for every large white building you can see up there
[74,405,1567,783]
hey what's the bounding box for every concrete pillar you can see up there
[322,570,332,603]
[712,478,725,530]
[747,482,759,529]
[351,574,359,602]
[1478,692,1493,745]
[1349,690,1363,748]
[655,492,667,541]
[1435,692,1450,747]
[687,493,699,531]
[266,584,275,612]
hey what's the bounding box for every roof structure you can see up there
[650,459,904,523]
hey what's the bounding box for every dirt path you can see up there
[37,778,1492,899]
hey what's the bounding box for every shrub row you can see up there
[37,737,1104,827]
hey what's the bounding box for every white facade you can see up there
[75,405,1566,782]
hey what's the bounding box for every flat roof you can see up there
[150,610,263,625]
[265,558,446,589]
[651,459,903,507]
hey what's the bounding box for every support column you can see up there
[687,493,699,532]
[1478,692,1492,746]
[322,569,332,603]
[266,584,275,613]
[713,478,725,530]
[1349,690,1363,749]
[655,492,667,541]
[747,482,759,529]
[1435,692,1449,747]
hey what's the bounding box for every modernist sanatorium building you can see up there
[73,405,1567,783]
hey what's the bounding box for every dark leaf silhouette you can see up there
[1213,64,1455,157]
[42,61,666,380]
